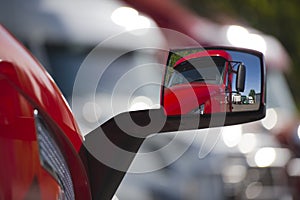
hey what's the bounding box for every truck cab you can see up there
[163,50,241,115]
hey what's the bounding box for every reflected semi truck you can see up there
[164,50,245,115]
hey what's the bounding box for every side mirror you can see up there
[83,46,266,199]
[236,63,246,93]
[162,47,265,122]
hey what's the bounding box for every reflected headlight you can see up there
[34,110,75,200]
[190,104,205,115]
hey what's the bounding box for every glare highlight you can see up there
[297,125,300,140]
[222,125,242,147]
[261,108,278,130]
[227,25,267,54]
[111,7,151,30]
[238,133,257,154]
[222,164,247,183]
[254,147,276,167]
[129,96,153,111]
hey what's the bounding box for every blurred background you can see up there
[186,0,300,110]
[1,0,300,199]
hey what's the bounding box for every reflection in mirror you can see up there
[162,48,262,116]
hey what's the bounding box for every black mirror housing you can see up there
[83,46,266,199]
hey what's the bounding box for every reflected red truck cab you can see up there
[164,50,233,115]
[0,26,91,199]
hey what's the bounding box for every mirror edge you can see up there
[160,46,266,131]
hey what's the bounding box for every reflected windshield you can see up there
[167,56,227,87]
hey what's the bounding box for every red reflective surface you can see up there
[164,83,226,115]
[0,25,91,199]
[163,50,232,115]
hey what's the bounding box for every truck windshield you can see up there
[167,56,227,87]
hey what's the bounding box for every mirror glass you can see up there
[162,48,262,116]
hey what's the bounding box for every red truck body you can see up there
[0,25,91,199]
[163,50,233,115]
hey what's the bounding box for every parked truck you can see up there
[163,49,245,115]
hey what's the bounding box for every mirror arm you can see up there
[80,103,265,199]
[79,108,203,200]
[81,109,163,200]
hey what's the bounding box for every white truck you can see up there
[232,93,242,104]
